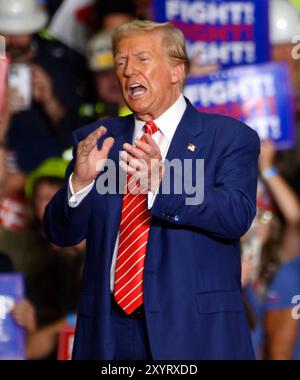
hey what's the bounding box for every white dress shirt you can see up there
[68,94,187,292]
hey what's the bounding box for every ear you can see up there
[171,63,185,85]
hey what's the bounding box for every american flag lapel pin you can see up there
[187,143,196,152]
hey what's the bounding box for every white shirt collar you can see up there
[134,94,187,142]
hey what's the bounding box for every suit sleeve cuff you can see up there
[68,173,95,208]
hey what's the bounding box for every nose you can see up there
[124,59,137,77]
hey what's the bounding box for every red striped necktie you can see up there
[114,120,158,314]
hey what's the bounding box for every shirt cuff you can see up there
[68,173,95,208]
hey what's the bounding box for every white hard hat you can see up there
[87,31,114,72]
[0,0,48,35]
[270,0,300,44]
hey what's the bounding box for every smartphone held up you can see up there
[8,64,32,112]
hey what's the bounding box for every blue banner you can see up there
[152,0,270,68]
[0,274,25,360]
[184,62,296,150]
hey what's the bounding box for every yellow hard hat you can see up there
[25,157,69,199]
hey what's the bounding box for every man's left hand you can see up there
[120,134,164,194]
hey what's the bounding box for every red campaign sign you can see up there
[0,57,9,112]
[57,326,75,360]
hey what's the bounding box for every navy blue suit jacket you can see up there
[44,100,260,359]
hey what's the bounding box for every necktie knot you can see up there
[143,120,158,136]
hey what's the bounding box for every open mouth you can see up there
[128,83,147,98]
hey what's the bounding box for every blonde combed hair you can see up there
[112,20,190,85]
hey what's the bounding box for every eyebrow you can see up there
[114,51,152,59]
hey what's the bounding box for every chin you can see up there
[124,102,141,113]
[129,105,146,115]
[128,98,147,109]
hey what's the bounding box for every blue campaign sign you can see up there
[0,274,25,359]
[184,62,296,150]
[152,0,270,68]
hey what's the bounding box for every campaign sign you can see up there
[152,0,270,68]
[184,62,296,150]
[0,274,25,360]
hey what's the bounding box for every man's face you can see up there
[5,34,33,62]
[114,32,184,120]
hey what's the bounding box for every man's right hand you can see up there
[72,126,115,193]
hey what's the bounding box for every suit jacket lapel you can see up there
[165,100,204,163]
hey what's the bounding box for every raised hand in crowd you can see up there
[259,139,300,225]
[31,64,66,126]
[11,299,37,334]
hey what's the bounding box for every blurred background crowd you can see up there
[0,0,300,360]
